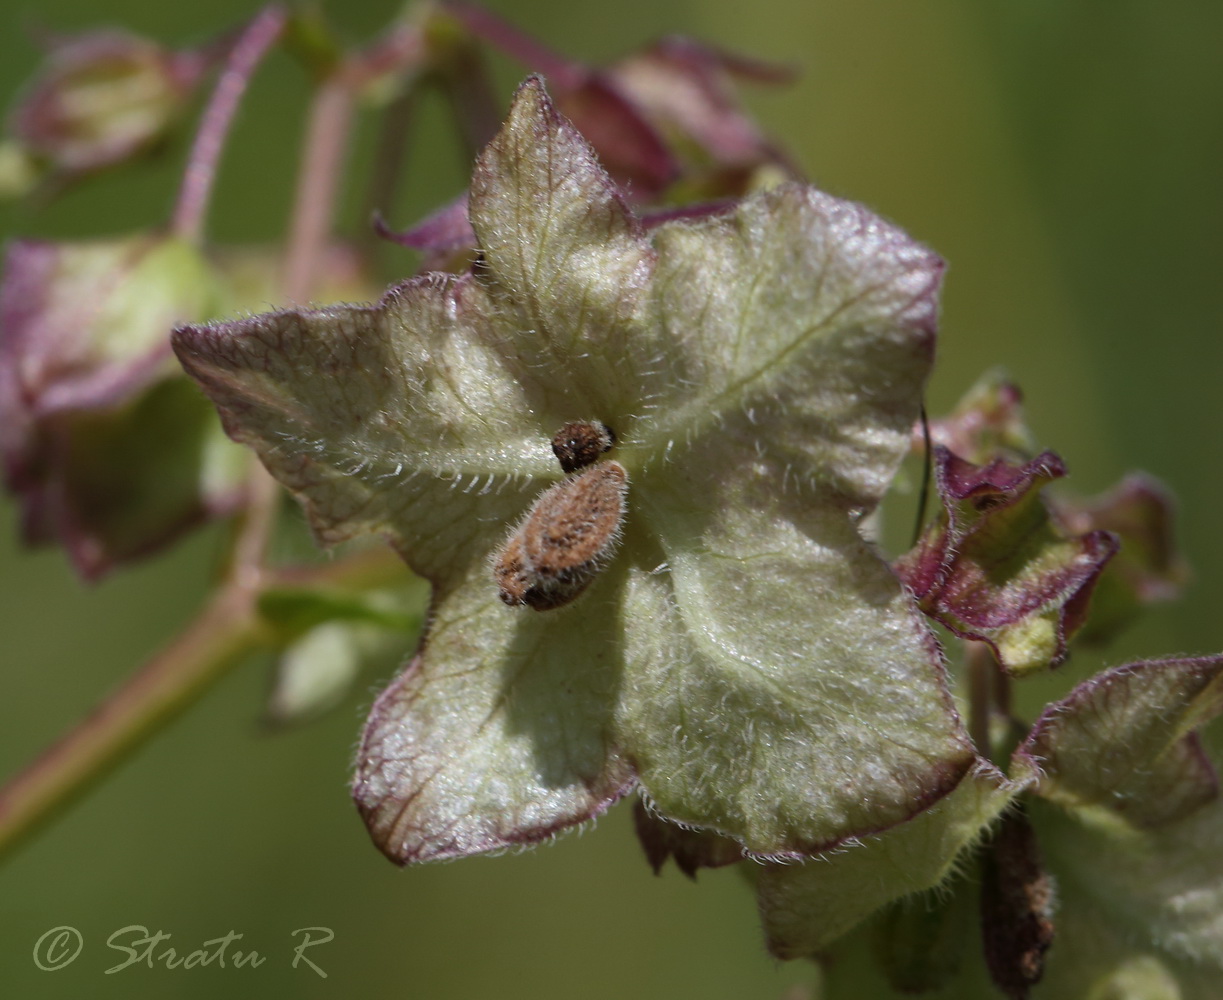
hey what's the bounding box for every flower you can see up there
[0,234,244,578]
[378,5,799,271]
[441,1,797,200]
[172,77,977,865]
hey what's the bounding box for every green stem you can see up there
[0,543,411,864]
[966,640,995,762]
[0,581,265,860]
[282,77,354,303]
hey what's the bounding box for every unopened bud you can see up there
[9,30,211,178]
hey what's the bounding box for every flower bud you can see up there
[1,234,234,578]
[1,234,381,579]
[7,29,212,181]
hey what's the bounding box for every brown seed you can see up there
[551,420,616,474]
[493,461,628,611]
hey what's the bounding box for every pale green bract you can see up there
[758,763,1015,957]
[1011,659,1223,998]
[172,77,976,865]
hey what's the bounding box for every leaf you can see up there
[353,568,637,863]
[1031,794,1223,1000]
[870,886,976,994]
[999,658,1223,998]
[257,580,426,639]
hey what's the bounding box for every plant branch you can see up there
[360,86,417,256]
[966,640,995,762]
[0,582,265,860]
[0,539,412,863]
[282,76,354,303]
[0,4,433,866]
[222,460,281,587]
[172,5,287,242]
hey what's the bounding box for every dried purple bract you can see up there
[896,446,1118,674]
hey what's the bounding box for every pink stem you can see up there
[0,582,265,859]
[281,78,353,303]
[172,5,287,242]
[0,542,408,862]
[442,1,586,88]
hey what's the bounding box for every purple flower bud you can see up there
[8,29,213,180]
[0,235,236,578]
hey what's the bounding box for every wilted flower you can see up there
[167,75,1223,1000]
[912,373,1187,650]
[895,446,1119,674]
[0,234,243,577]
[922,371,1033,465]
[379,4,797,270]
[1055,473,1188,644]
[444,0,796,199]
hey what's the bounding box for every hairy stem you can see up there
[172,5,287,242]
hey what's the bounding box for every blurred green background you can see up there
[2,1,1221,997]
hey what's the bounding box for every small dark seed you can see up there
[551,420,616,474]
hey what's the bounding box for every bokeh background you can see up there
[2,1,1221,997]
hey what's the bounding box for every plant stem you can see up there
[172,5,287,243]
[0,582,266,860]
[274,543,410,592]
[966,641,995,762]
[0,5,433,865]
[282,76,354,303]
[222,460,281,587]
[0,542,412,863]
[361,87,417,256]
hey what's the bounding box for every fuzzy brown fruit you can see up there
[494,460,628,610]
